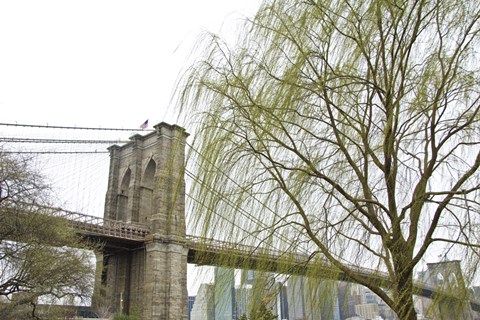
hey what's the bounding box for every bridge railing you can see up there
[47,207,150,241]
[185,235,480,305]
[185,235,324,267]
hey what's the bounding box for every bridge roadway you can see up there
[46,208,480,312]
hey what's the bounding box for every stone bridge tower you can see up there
[417,260,471,318]
[97,122,188,320]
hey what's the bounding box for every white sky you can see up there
[0,1,263,296]
[0,0,264,219]
[0,0,261,128]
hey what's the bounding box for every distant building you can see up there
[235,286,251,319]
[377,299,396,320]
[354,303,379,319]
[287,276,306,320]
[190,284,214,320]
[188,296,196,320]
[471,286,480,301]
[319,281,341,320]
[274,282,289,320]
[214,267,235,320]
[241,270,256,285]
[188,269,480,320]
[338,282,362,319]
[236,271,280,319]
[336,281,398,320]
[287,276,340,320]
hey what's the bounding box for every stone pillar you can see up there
[91,252,107,314]
[128,135,143,223]
[141,123,188,320]
[104,145,121,220]
[143,240,188,320]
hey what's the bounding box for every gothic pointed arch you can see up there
[120,168,131,192]
[117,167,131,221]
[143,158,156,189]
[138,158,157,223]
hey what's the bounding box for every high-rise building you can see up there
[241,270,256,286]
[214,267,235,320]
[338,282,359,319]
[188,296,196,320]
[287,276,306,320]
[235,286,251,319]
[274,282,289,320]
[190,284,214,320]
[354,303,380,319]
[287,276,340,320]
[236,270,283,319]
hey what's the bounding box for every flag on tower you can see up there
[140,119,149,129]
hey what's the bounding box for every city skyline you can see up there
[187,262,480,320]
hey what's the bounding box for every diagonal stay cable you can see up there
[185,143,311,255]
[185,191,267,246]
[185,169,276,241]
[185,167,308,255]
[185,169,292,253]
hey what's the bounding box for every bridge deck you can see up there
[12,207,480,311]
[51,208,149,241]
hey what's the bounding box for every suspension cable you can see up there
[0,137,129,144]
[0,122,154,131]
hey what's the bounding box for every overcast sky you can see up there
[0,0,261,129]
[0,0,264,224]
[0,1,264,294]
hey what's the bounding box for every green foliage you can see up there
[249,303,277,320]
[112,305,142,320]
[238,301,276,320]
[179,0,480,319]
[113,314,130,320]
[0,302,78,320]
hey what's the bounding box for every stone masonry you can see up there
[96,122,188,320]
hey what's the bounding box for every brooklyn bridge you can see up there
[2,122,480,320]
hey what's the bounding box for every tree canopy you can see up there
[0,151,94,318]
[179,0,480,318]
[248,302,277,320]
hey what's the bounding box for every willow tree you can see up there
[178,0,480,319]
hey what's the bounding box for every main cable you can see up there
[1,151,109,154]
[0,122,155,131]
[0,137,129,144]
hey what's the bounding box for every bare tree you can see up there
[0,151,94,318]
[178,0,480,319]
